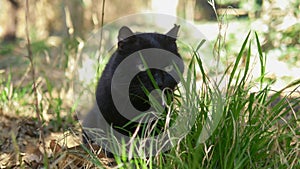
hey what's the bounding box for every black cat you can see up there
[94,25,184,137]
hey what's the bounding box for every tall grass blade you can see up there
[255,32,266,89]
[228,31,251,90]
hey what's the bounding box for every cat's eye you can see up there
[137,64,147,71]
[164,65,174,72]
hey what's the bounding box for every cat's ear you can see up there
[118,26,134,41]
[166,24,180,39]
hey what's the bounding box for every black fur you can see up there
[95,25,183,136]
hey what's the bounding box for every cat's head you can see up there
[114,25,184,112]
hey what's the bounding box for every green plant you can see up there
[83,30,300,168]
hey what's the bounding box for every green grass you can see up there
[88,31,300,169]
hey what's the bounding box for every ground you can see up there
[0,109,118,168]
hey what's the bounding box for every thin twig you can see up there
[97,0,106,64]
[25,0,48,166]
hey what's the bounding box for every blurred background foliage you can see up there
[0,0,299,42]
[0,0,299,118]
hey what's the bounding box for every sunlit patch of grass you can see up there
[152,32,299,169]
[0,70,31,115]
